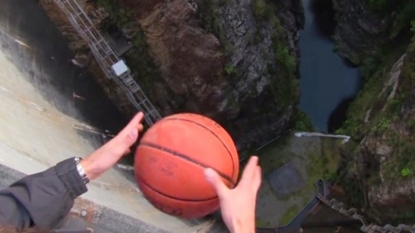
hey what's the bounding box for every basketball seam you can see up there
[162,117,236,180]
[138,176,219,202]
[139,142,236,187]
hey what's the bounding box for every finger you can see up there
[252,165,262,193]
[204,168,229,198]
[239,156,259,188]
[120,112,144,136]
[123,148,132,156]
[138,123,144,132]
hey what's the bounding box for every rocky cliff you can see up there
[40,0,305,150]
[332,0,390,64]
[332,0,415,223]
[339,37,415,223]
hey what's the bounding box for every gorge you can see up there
[43,0,415,225]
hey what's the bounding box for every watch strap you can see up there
[74,157,90,184]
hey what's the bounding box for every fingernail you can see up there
[128,129,138,141]
[204,168,214,181]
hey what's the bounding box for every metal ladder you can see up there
[53,0,162,126]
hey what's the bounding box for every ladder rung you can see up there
[56,0,161,126]
[130,86,140,93]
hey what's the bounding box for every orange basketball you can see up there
[134,113,239,219]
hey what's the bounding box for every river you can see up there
[298,0,362,133]
[254,0,364,228]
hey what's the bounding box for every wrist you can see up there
[230,220,255,233]
[75,157,90,184]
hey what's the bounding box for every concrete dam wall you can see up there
[0,1,221,232]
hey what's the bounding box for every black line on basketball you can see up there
[138,177,219,202]
[163,117,236,180]
[140,142,236,187]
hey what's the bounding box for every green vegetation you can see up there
[257,135,342,187]
[256,135,344,225]
[257,136,292,174]
[382,137,415,179]
[333,41,340,53]
[255,218,270,227]
[225,64,237,75]
[307,139,342,182]
[383,208,415,225]
[301,0,415,221]
[336,34,415,218]
[200,0,298,112]
[279,205,300,225]
[294,110,314,131]
[268,30,298,110]
[96,0,131,27]
[251,0,275,23]
[335,37,409,139]
[338,164,366,207]
[368,0,415,38]
[94,0,161,95]
[269,18,299,110]
[197,0,232,52]
[401,167,411,177]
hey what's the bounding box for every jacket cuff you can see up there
[55,158,88,199]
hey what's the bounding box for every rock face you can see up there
[109,0,305,149]
[355,46,415,222]
[138,0,227,116]
[332,0,390,63]
[274,0,305,58]
[338,35,415,222]
[332,0,415,222]
[39,0,305,150]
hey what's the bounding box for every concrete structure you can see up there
[0,0,222,232]
[54,0,161,126]
[294,132,351,144]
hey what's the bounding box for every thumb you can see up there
[127,128,139,144]
[204,168,228,198]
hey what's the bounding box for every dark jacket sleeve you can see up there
[0,157,88,229]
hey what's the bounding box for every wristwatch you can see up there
[74,157,90,184]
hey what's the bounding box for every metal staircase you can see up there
[316,194,415,233]
[53,0,162,126]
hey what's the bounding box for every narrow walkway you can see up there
[53,0,162,126]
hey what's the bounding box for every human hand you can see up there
[80,112,144,180]
[204,156,261,233]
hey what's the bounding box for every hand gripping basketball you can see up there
[134,113,240,218]
[205,156,261,233]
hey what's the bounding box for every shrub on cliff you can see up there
[368,0,415,38]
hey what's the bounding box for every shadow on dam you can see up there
[0,1,229,233]
[0,0,128,146]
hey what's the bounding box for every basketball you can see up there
[134,113,239,219]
